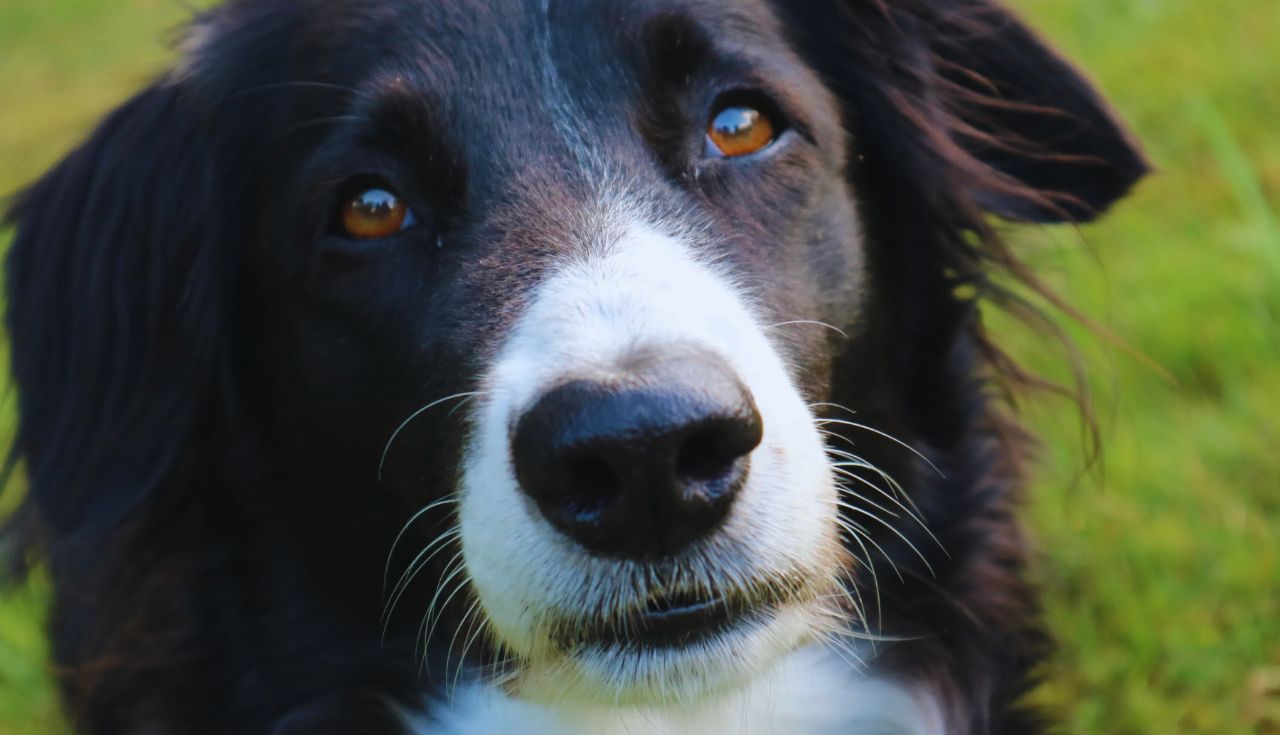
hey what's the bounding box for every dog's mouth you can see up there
[591,591,739,649]
[550,573,813,653]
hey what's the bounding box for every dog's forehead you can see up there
[304,0,789,55]
[188,0,825,193]
[199,0,796,99]
[316,0,794,112]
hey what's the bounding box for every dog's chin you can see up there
[507,599,822,708]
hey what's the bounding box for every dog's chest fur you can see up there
[411,647,943,735]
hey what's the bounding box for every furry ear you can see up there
[925,0,1148,222]
[4,79,232,537]
[775,0,1147,224]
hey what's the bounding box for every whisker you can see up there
[812,606,892,644]
[830,460,947,557]
[829,460,935,538]
[378,391,484,480]
[474,651,515,684]
[833,499,933,577]
[824,444,926,518]
[382,495,458,598]
[813,608,925,644]
[764,320,849,339]
[445,594,484,697]
[818,423,929,523]
[813,400,942,473]
[809,400,865,418]
[812,625,868,668]
[828,466,902,519]
[451,600,493,698]
[825,563,872,648]
[382,527,462,636]
[423,561,475,662]
[830,520,882,633]
[814,416,945,478]
[417,550,467,656]
[833,512,905,584]
[824,445,910,498]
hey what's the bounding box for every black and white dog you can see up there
[3,0,1146,732]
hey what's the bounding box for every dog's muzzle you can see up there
[458,226,839,701]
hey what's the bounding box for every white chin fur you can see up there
[457,217,839,705]
[413,645,946,735]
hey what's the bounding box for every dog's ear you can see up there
[4,79,233,537]
[925,0,1148,222]
[778,0,1148,223]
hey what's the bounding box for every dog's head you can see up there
[5,0,1144,710]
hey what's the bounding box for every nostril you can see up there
[675,429,741,483]
[564,456,621,518]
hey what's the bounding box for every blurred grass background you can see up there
[0,0,1277,732]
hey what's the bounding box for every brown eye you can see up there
[707,105,776,158]
[339,188,414,240]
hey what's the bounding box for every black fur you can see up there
[3,1,1145,732]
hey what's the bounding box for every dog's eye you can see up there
[706,105,776,158]
[339,188,417,240]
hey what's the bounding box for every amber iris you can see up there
[707,105,775,158]
[340,188,409,239]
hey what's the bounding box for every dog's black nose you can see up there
[512,350,762,558]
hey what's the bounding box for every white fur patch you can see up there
[411,646,945,735]
[456,217,842,704]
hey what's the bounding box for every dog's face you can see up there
[248,0,858,701]
[5,0,1147,718]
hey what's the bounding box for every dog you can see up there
[2,0,1146,732]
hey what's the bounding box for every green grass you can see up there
[998,2,1280,732]
[1,0,1277,732]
